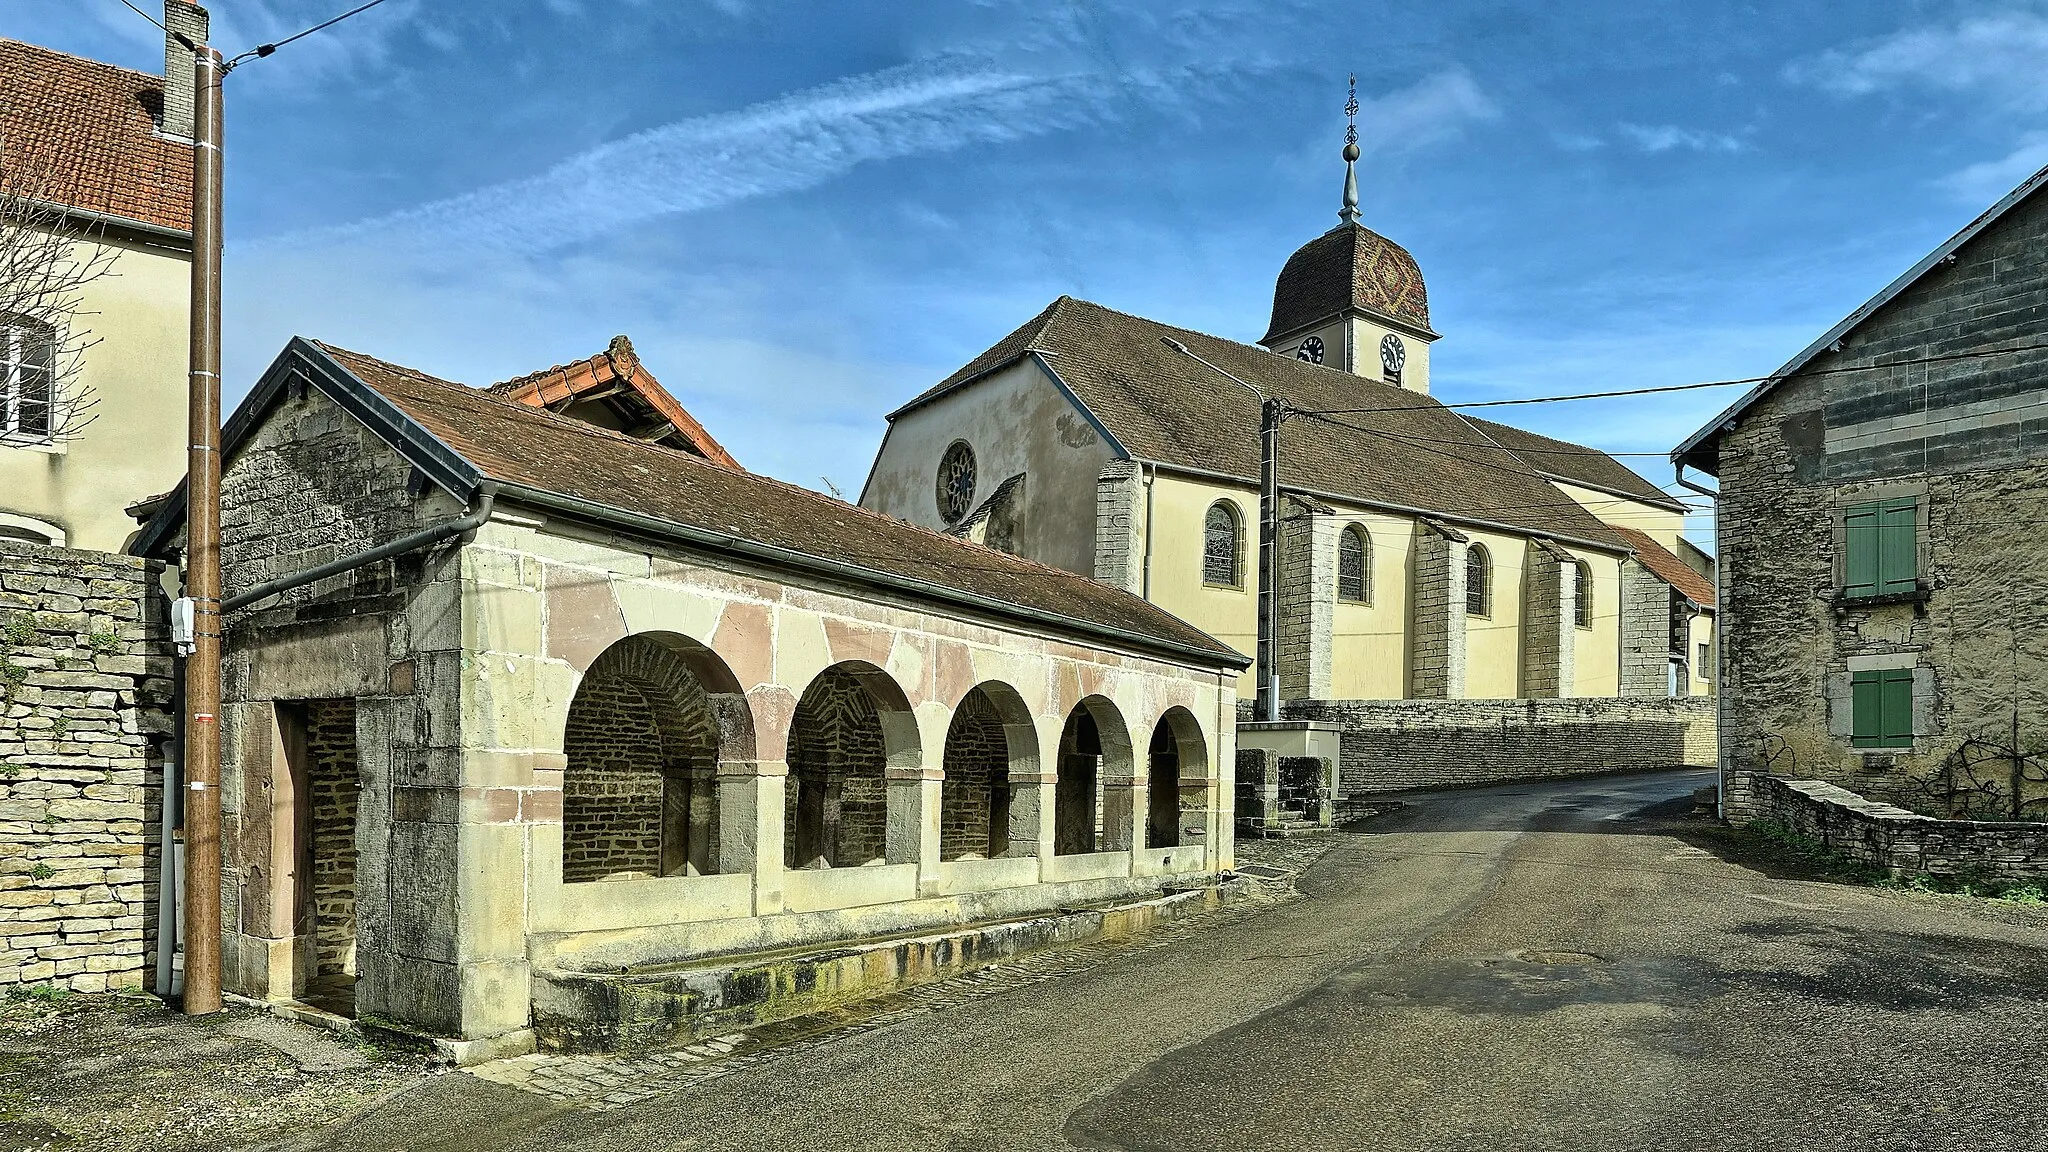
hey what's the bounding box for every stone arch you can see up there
[1145,706,1208,849]
[1054,694,1135,856]
[786,661,921,869]
[939,681,1042,861]
[561,633,751,882]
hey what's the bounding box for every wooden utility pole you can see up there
[1255,397,1283,722]
[181,42,225,1017]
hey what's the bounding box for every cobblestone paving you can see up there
[465,836,1339,1110]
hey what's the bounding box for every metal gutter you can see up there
[223,485,496,613]
[20,196,195,247]
[1140,458,1632,557]
[490,481,1248,672]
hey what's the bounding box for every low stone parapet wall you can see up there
[1266,696,1716,795]
[0,542,175,992]
[1753,775,2048,881]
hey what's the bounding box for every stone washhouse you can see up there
[134,337,1247,1057]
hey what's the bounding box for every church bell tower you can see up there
[1259,77,1440,393]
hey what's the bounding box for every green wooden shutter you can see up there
[1881,668,1915,747]
[1851,670,1881,747]
[1878,498,1918,595]
[1844,503,1879,598]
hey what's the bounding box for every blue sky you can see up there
[12,1,2048,522]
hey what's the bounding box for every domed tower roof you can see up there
[1263,222,1434,344]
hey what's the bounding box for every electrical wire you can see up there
[227,0,396,68]
[113,0,166,32]
[1300,335,2048,417]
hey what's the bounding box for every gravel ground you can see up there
[0,991,439,1151]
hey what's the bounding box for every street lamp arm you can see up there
[1160,336,1279,411]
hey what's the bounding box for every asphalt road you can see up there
[301,769,2048,1152]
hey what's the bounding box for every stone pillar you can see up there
[1411,522,1469,699]
[1100,772,1137,852]
[1277,497,1337,701]
[1093,460,1144,594]
[1521,543,1577,699]
[718,761,785,913]
[1010,770,1057,864]
[1619,560,1674,697]
[886,767,942,892]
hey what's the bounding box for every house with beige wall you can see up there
[863,148,1715,793]
[0,9,204,552]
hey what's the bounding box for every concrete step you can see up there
[531,877,1251,1055]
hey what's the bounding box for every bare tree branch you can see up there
[0,109,124,446]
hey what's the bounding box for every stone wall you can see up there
[1754,775,2048,881]
[303,699,359,978]
[939,690,1006,860]
[0,542,173,993]
[213,384,462,1027]
[1714,180,2048,822]
[1274,696,1715,795]
[1619,560,1675,697]
[1409,524,1466,699]
[1276,498,1335,700]
[787,671,889,868]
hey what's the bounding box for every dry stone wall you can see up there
[0,542,174,993]
[1755,776,2048,881]
[1272,696,1715,795]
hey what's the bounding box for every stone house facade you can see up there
[134,337,1245,1052]
[1675,160,2048,823]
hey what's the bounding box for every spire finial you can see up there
[1340,73,1361,226]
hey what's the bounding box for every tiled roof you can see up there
[0,39,192,234]
[1612,526,1716,608]
[898,297,1632,551]
[1264,223,1432,341]
[313,343,1244,665]
[487,335,740,468]
[1460,416,1684,511]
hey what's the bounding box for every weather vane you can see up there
[1345,73,1359,149]
[1340,73,1361,225]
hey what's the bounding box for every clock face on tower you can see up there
[1296,335,1325,365]
[1380,334,1407,379]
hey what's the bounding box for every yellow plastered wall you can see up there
[1145,474,1258,698]
[1463,529,1526,699]
[1688,612,1715,696]
[1327,511,1416,700]
[1565,548,1622,698]
[1553,481,1686,551]
[0,232,189,552]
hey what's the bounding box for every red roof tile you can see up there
[0,39,192,233]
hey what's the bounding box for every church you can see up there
[860,135,1717,793]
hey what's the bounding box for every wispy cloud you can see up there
[1937,132,2048,202]
[1359,69,1499,151]
[1617,123,1745,154]
[263,57,1125,255]
[1791,10,2048,110]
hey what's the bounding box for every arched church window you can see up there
[1573,560,1593,627]
[1338,524,1370,602]
[1466,544,1491,617]
[1203,502,1242,587]
[936,440,977,524]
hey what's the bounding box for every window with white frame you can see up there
[1,318,56,445]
